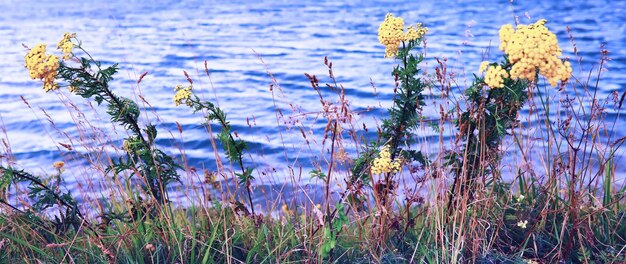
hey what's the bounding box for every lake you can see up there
[0,0,624,204]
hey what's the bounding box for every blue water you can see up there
[0,0,625,202]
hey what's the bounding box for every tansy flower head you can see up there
[173,84,193,106]
[498,19,572,87]
[52,161,65,169]
[203,170,220,189]
[404,23,428,42]
[281,204,293,216]
[69,85,79,93]
[479,61,490,73]
[57,33,76,60]
[484,65,509,89]
[24,44,60,92]
[378,13,427,58]
[122,139,131,152]
[371,145,402,175]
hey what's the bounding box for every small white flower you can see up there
[516,194,525,202]
[517,220,528,229]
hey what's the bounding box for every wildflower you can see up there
[204,170,220,189]
[484,65,509,88]
[281,204,293,216]
[404,23,428,42]
[173,84,193,106]
[57,32,76,60]
[378,13,428,58]
[517,220,528,229]
[333,148,350,163]
[145,243,156,252]
[378,13,404,58]
[52,161,65,169]
[24,44,60,92]
[498,19,572,87]
[479,61,490,73]
[371,145,402,175]
[122,139,131,152]
[516,194,525,202]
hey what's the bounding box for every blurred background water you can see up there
[0,0,624,200]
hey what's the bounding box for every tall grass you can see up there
[0,13,624,264]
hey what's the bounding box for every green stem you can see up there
[74,66,168,204]
[204,101,255,216]
[389,41,413,158]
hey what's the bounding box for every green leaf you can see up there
[332,202,349,231]
[236,167,255,185]
[145,124,158,142]
[310,169,326,180]
[320,226,336,258]
[0,168,11,190]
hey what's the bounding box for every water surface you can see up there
[0,1,624,201]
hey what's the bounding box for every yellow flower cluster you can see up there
[479,61,490,73]
[69,85,79,93]
[24,44,60,92]
[371,145,402,175]
[173,84,193,106]
[499,19,572,87]
[484,65,509,88]
[405,23,428,42]
[122,139,131,152]
[378,14,404,58]
[281,204,293,216]
[378,13,428,58]
[52,161,65,169]
[57,32,76,60]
